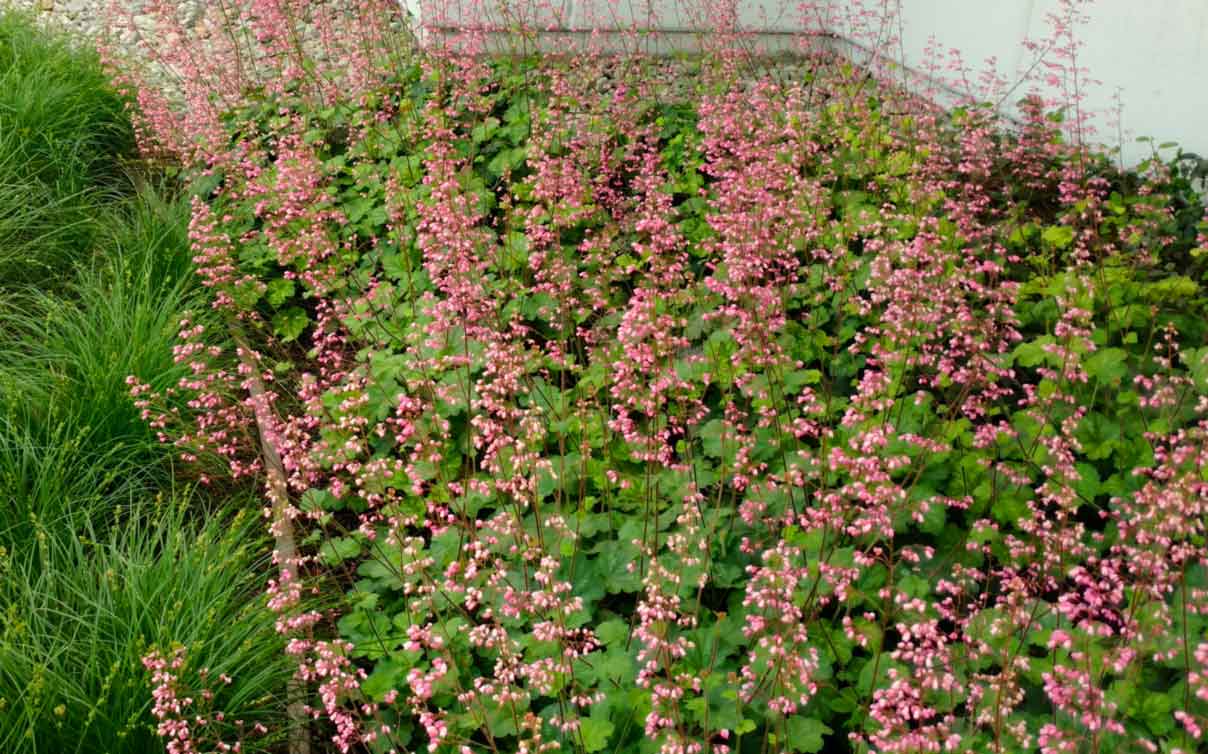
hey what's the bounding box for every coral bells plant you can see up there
[144,646,269,754]
[118,1,1208,753]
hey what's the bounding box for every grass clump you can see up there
[0,188,200,547]
[0,10,136,286]
[0,12,293,754]
[0,498,290,754]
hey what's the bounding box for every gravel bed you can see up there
[0,0,198,48]
[0,0,422,110]
[0,1,415,55]
[0,0,819,132]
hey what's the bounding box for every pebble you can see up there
[0,0,415,103]
[0,0,814,119]
[1,0,198,44]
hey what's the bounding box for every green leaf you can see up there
[393,154,424,187]
[487,146,526,177]
[381,253,408,280]
[485,700,519,737]
[301,488,344,512]
[1184,347,1208,392]
[471,117,499,144]
[1084,347,1128,384]
[596,619,629,647]
[784,369,823,393]
[320,536,361,565]
[1139,691,1174,735]
[1073,462,1101,502]
[699,419,728,459]
[266,278,295,307]
[578,717,615,752]
[1076,412,1122,461]
[786,717,832,753]
[273,306,309,342]
[991,488,1029,524]
[1041,225,1075,249]
[884,150,913,176]
[1012,339,1051,368]
[231,279,264,309]
[361,660,405,700]
[596,648,633,682]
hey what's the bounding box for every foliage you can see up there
[0,10,136,286]
[0,497,291,754]
[0,13,298,754]
[124,2,1208,754]
[0,187,201,548]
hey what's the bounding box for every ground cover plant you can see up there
[0,11,296,752]
[93,0,1208,752]
[0,9,135,286]
[0,188,198,541]
[0,497,290,754]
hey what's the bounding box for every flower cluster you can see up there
[123,2,1208,753]
[143,646,263,754]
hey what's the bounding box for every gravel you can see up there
[0,0,814,123]
[0,0,217,102]
[0,0,420,111]
[0,0,195,48]
[0,1,415,53]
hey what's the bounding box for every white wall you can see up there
[892,0,1208,165]
[407,0,1208,164]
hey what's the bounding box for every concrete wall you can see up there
[406,0,1208,164]
[892,0,1208,165]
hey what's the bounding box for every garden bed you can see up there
[4,3,1208,754]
